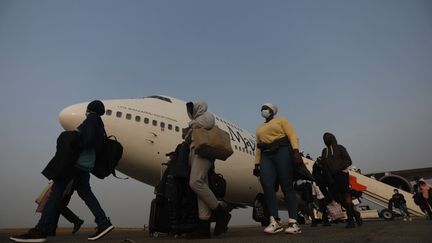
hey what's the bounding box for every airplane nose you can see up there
[59,103,86,130]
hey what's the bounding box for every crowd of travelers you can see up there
[9,100,431,242]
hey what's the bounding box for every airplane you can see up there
[58,95,430,219]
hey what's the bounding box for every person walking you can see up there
[320,132,357,228]
[253,103,303,234]
[418,178,432,206]
[183,101,231,238]
[413,184,432,219]
[10,100,114,242]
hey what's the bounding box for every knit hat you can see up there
[262,103,278,115]
[87,100,105,116]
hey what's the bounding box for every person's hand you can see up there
[253,164,260,177]
[182,127,189,139]
[292,149,303,165]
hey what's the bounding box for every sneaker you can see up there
[285,219,301,234]
[72,219,84,234]
[408,217,412,222]
[264,216,284,234]
[9,228,47,242]
[88,221,114,241]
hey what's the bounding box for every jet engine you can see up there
[379,174,412,193]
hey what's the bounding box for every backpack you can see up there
[92,136,124,179]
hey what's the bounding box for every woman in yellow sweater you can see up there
[254,103,303,234]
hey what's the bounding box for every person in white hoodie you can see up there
[183,101,231,238]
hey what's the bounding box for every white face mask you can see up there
[261,109,272,119]
[85,111,90,117]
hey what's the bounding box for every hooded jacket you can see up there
[321,133,352,174]
[187,101,215,129]
[77,112,106,152]
[185,101,215,147]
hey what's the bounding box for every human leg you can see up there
[10,179,70,242]
[333,172,355,228]
[189,150,230,237]
[189,151,218,218]
[274,147,297,221]
[73,169,113,240]
[271,147,301,234]
[259,153,283,234]
[74,169,108,226]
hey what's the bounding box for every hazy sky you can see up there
[1,0,431,228]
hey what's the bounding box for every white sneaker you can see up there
[408,217,412,222]
[403,218,407,221]
[285,219,302,234]
[264,216,284,234]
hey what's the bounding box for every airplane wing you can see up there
[365,167,432,182]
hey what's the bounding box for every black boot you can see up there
[188,220,211,239]
[213,204,231,236]
[345,205,356,229]
[354,211,363,226]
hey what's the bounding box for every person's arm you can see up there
[77,118,96,149]
[189,112,215,129]
[280,118,302,164]
[280,118,299,150]
[339,145,352,164]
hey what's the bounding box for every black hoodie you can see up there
[321,132,352,174]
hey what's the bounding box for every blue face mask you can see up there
[261,109,272,119]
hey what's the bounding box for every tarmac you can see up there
[1,218,431,243]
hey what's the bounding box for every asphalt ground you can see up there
[1,218,431,243]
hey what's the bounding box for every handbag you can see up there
[208,170,226,198]
[192,125,233,161]
[326,201,346,221]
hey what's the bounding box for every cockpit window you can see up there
[146,95,172,103]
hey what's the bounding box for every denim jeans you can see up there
[260,146,298,220]
[36,176,72,233]
[398,203,409,218]
[36,169,109,233]
[73,169,109,226]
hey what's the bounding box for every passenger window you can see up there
[106,109,112,116]
[135,116,141,122]
[160,122,165,128]
[152,120,157,126]
[168,124,173,130]
[144,118,149,124]
[116,111,122,118]
[242,148,245,152]
[175,126,180,132]
[126,114,132,120]
[235,145,238,150]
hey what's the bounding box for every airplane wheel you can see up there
[380,209,394,220]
